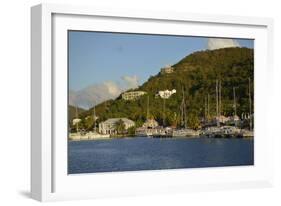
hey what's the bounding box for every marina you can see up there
[69,76,254,140]
[67,33,255,174]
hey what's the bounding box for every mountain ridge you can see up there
[72,47,254,129]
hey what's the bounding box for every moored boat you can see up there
[87,131,110,139]
[69,131,110,141]
[241,129,254,138]
[135,127,153,137]
[152,127,173,138]
[69,132,88,141]
[220,126,242,138]
[172,128,200,137]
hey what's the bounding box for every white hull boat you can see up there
[172,128,200,137]
[69,132,110,140]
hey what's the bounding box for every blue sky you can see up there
[68,31,253,91]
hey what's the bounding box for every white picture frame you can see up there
[31,3,274,202]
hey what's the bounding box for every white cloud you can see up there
[121,75,139,89]
[207,38,240,50]
[103,81,122,96]
[69,75,140,109]
[69,82,121,109]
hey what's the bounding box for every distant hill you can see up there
[68,82,122,109]
[68,105,85,121]
[78,47,254,129]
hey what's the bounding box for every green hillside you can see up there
[78,47,254,129]
[68,105,85,121]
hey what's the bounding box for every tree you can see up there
[84,116,94,131]
[187,113,200,130]
[127,126,136,136]
[77,47,254,129]
[115,119,126,134]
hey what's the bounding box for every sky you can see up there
[68,31,254,108]
[69,31,253,91]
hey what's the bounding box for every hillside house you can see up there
[122,91,146,100]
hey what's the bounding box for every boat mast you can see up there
[180,87,187,128]
[163,98,166,127]
[147,95,149,120]
[93,106,96,133]
[219,80,222,117]
[233,87,238,127]
[249,78,252,131]
[184,97,187,129]
[205,95,207,121]
[75,105,79,133]
[207,93,210,120]
[180,89,184,127]
[233,87,237,117]
[216,79,220,127]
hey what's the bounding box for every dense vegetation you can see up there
[71,47,254,130]
[68,105,85,121]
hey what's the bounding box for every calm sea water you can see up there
[68,137,254,174]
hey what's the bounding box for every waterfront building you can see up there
[143,118,159,128]
[216,115,230,124]
[99,118,135,135]
[122,91,147,100]
[230,115,240,122]
[160,65,174,74]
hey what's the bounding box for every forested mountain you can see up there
[74,47,254,129]
[68,105,85,121]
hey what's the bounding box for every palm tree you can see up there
[115,119,126,134]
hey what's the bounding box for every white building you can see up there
[72,118,81,125]
[99,118,135,135]
[160,65,174,74]
[156,89,176,99]
[122,91,146,100]
[143,118,159,128]
[230,115,240,122]
[214,115,240,124]
[216,115,230,124]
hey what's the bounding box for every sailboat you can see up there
[241,78,254,138]
[202,79,240,138]
[69,105,85,140]
[135,95,155,137]
[87,106,110,139]
[172,88,200,137]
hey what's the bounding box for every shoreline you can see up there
[68,135,253,142]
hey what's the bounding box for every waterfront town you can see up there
[69,65,254,141]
